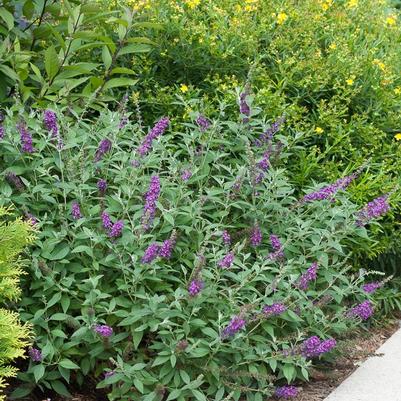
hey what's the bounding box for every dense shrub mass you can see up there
[0,207,34,400]
[0,106,393,400]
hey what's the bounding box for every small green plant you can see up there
[0,207,34,401]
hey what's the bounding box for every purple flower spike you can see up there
[222,230,231,246]
[101,211,113,230]
[109,220,124,238]
[222,315,246,338]
[196,115,211,131]
[188,279,204,297]
[97,179,107,195]
[137,117,169,157]
[94,139,112,162]
[18,123,35,153]
[347,300,374,320]
[298,261,319,290]
[239,91,250,122]
[142,175,161,230]
[257,151,270,172]
[104,370,115,379]
[71,202,82,220]
[29,347,42,362]
[0,125,5,140]
[142,243,160,264]
[250,225,262,246]
[218,252,234,269]
[256,116,286,146]
[362,282,382,294]
[159,236,176,259]
[43,110,58,136]
[275,385,298,399]
[301,336,336,358]
[94,324,113,337]
[268,234,285,260]
[263,303,287,317]
[181,170,192,181]
[356,195,390,226]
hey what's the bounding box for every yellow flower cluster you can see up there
[244,0,259,12]
[127,0,151,11]
[372,59,386,72]
[386,15,397,26]
[185,0,200,9]
[320,0,333,11]
[315,127,324,134]
[347,0,358,8]
[276,12,288,25]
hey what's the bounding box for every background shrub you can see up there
[0,105,392,400]
[0,207,34,400]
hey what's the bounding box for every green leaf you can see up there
[283,364,295,383]
[50,313,69,321]
[0,65,19,82]
[51,380,71,397]
[111,67,136,75]
[166,389,182,401]
[44,46,60,79]
[47,244,70,261]
[118,43,151,55]
[192,390,207,401]
[9,385,33,399]
[102,78,137,91]
[180,370,191,384]
[33,364,45,382]
[0,8,14,30]
[102,45,112,70]
[59,359,80,370]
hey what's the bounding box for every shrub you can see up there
[0,207,34,400]
[0,104,392,400]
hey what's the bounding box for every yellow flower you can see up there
[185,0,200,9]
[394,133,401,141]
[394,87,401,95]
[329,43,337,50]
[347,0,358,8]
[315,127,324,134]
[373,59,386,71]
[180,84,189,93]
[346,78,354,86]
[386,15,397,25]
[276,12,288,25]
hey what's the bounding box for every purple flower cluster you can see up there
[94,139,112,162]
[196,115,211,131]
[29,347,42,362]
[356,195,390,226]
[5,172,24,191]
[181,170,192,181]
[43,110,58,136]
[94,324,113,337]
[218,252,234,269]
[142,175,161,230]
[257,151,270,172]
[0,125,4,140]
[255,116,286,146]
[188,279,204,297]
[362,282,382,294]
[142,243,160,264]
[268,234,285,260]
[101,211,113,230]
[222,230,231,246]
[71,202,82,220]
[137,117,169,157]
[301,336,337,358]
[18,123,35,153]
[250,225,262,246]
[97,179,107,195]
[109,220,124,238]
[222,315,246,337]
[263,303,287,317]
[297,262,319,290]
[239,90,250,122]
[159,236,176,259]
[275,385,298,399]
[347,300,374,320]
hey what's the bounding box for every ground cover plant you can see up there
[0,207,34,400]
[0,100,394,400]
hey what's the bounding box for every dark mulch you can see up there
[5,317,400,401]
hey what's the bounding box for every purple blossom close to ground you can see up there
[18,123,35,153]
[222,230,231,246]
[222,315,246,337]
[43,109,58,136]
[29,347,42,362]
[298,261,319,290]
[275,385,298,399]
[263,303,287,317]
[142,243,160,264]
[142,175,161,230]
[181,169,192,181]
[97,179,107,194]
[269,234,285,260]
[362,282,382,294]
[159,237,175,259]
[250,225,262,246]
[101,211,113,230]
[93,324,113,337]
[347,300,374,320]
[137,116,169,157]
[188,279,204,297]
[356,195,390,226]
[196,114,211,131]
[301,336,337,358]
[71,202,82,220]
[94,138,112,162]
[218,251,234,268]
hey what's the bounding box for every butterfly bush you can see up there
[0,106,391,401]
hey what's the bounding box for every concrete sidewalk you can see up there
[324,325,401,401]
